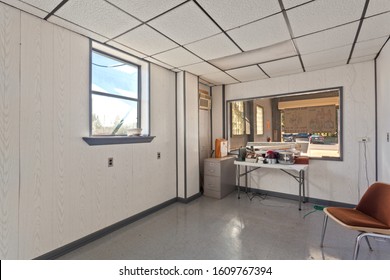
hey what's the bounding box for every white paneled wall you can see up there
[0,4,20,260]
[199,84,211,179]
[176,71,185,198]
[176,72,200,199]
[222,62,376,204]
[377,41,390,183]
[0,4,177,259]
[185,73,200,198]
[211,86,223,150]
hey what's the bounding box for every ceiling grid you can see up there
[1,0,389,85]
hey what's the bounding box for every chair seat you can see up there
[326,207,390,230]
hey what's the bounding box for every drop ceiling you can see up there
[2,0,390,86]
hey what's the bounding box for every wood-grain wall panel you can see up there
[69,32,92,239]
[19,13,54,259]
[0,3,20,260]
[52,24,72,248]
[12,9,177,259]
[185,73,200,198]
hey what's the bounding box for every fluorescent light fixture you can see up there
[210,40,297,70]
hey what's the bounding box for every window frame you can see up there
[83,41,154,146]
[226,86,343,161]
[256,105,264,136]
[230,101,246,136]
[90,49,142,136]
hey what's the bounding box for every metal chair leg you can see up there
[353,232,366,260]
[320,214,329,247]
[365,235,373,251]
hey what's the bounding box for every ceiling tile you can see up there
[106,0,186,21]
[115,25,178,56]
[185,33,241,60]
[210,40,297,70]
[226,66,268,82]
[352,37,388,58]
[287,0,366,37]
[106,41,148,58]
[196,0,281,30]
[305,60,346,72]
[227,14,291,51]
[151,47,203,67]
[179,62,220,76]
[358,12,390,42]
[2,0,48,18]
[349,54,376,64]
[148,1,220,45]
[199,78,215,87]
[301,45,351,69]
[283,0,313,10]
[49,16,108,42]
[20,0,63,12]
[294,22,359,55]
[365,0,390,17]
[260,56,303,77]
[144,57,174,69]
[200,71,238,85]
[54,0,141,39]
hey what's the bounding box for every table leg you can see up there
[299,170,303,211]
[237,165,241,199]
[302,170,306,203]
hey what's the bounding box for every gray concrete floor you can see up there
[57,192,390,260]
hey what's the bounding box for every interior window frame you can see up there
[226,86,343,161]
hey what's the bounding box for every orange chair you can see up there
[320,182,390,259]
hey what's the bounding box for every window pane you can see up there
[232,101,245,135]
[92,51,138,99]
[92,94,138,136]
[256,106,263,135]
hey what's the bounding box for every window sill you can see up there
[83,136,155,146]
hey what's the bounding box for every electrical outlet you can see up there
[157,152,161,159]
[387,132,389,142]
[108,157,113,167]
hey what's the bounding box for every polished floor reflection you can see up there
[57,192,390,260]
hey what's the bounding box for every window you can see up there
[227,87,342,160]
[91,50,140,136]
[231,101,245,135]
[83,42,151,145]
[256,106,264,135]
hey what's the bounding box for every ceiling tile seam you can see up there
[104,22,145,44]
[105,40,149,58]
[374,35,390,60]
[145,57,176,69]
[192,0,244,52]
[278,0,305,72]
[257,65,270,78]
[347,0,370,64]
[177,58,240,83]
[142,0,191,23]
[103,0,191,44]
[1,0,49,18]
[292,19,362,40]
[221,54,300,72]
[222,11,283,34]
[44,0,69,20]
[144,46,183,59]
[364,9,390,19]
[283,0,315,12]
[91,38,152,65]
[48,15,110,42]
[103,0,144,23]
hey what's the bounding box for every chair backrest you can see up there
[356,182,390,227]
